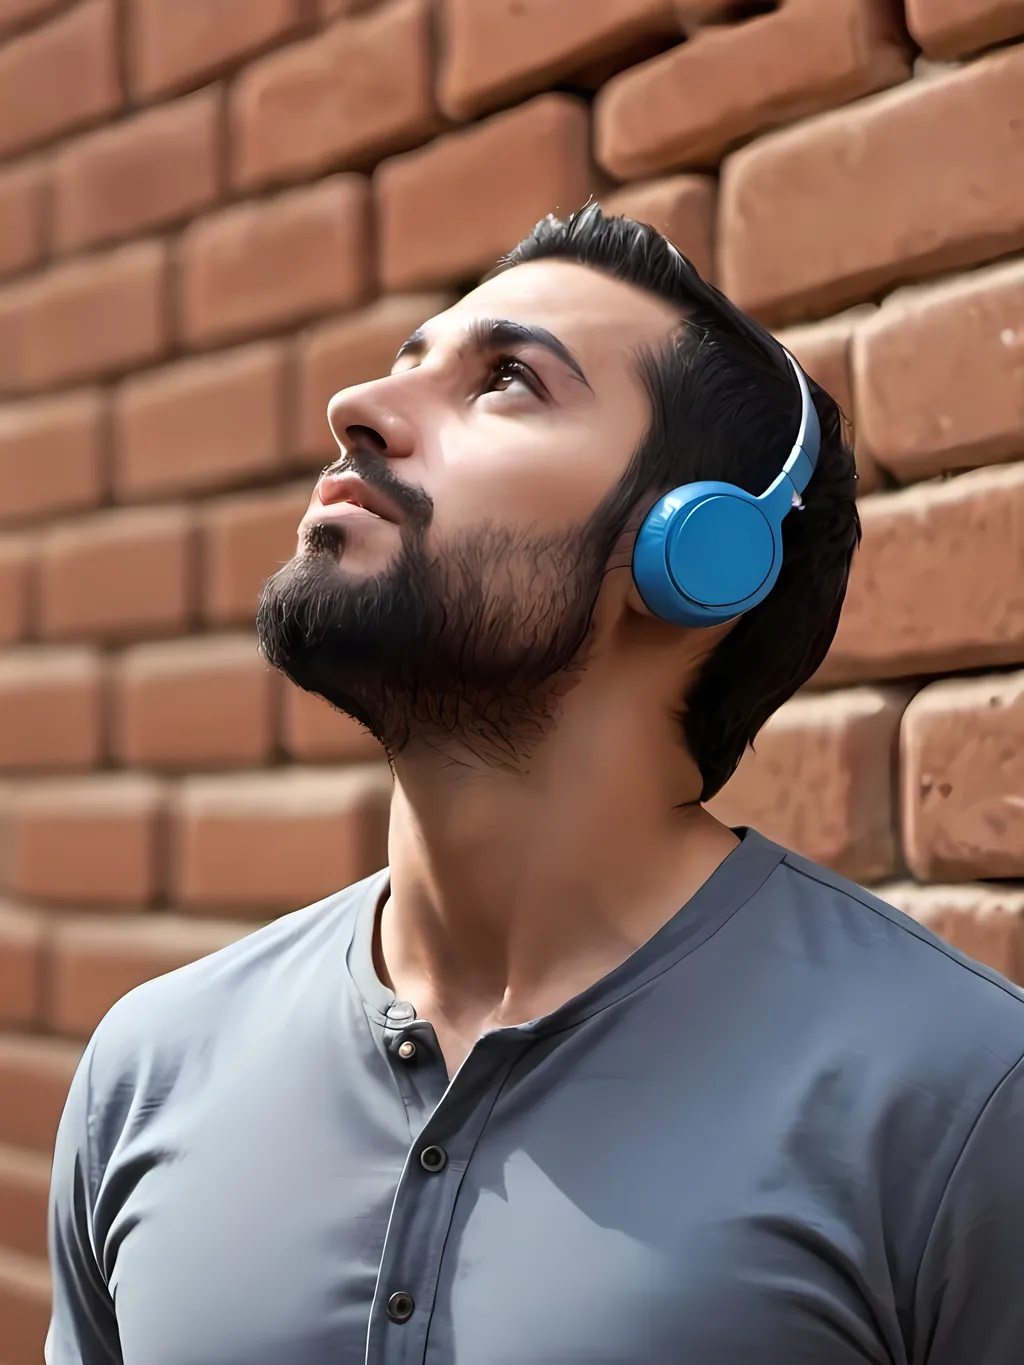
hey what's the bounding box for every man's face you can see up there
[257,259,681,762]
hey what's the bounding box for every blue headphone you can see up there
[632,349,821,628]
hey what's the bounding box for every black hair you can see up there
[499,204,861,801]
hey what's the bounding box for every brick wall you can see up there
[1,1,1024,1355]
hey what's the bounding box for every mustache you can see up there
[321,450,434,526]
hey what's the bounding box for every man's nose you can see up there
[326,383,416,461]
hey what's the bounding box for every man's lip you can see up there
[311,472,403,525]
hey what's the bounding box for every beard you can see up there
[256,451,651,768]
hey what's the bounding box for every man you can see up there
[47,206,1024,1364]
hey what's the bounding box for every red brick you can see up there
[173,767,392,913]
[5,774,167,907]
[0,903,44,1027]
[0,1144,49,1260]
[128,0,313,100]
[39,505,195,643]
[233,0,437,192]
[0,0,119,158]
[281,684,384,762]
[0,648,105,773]
[601,174,715,281]
[0,390,106,528]
[0,0,60,36]
[438,0,680,121]
[114,635,275,769]
[881,882,1024,985]
[707,686,909,883]
[53,86,222,253]
[378,94,592,291]
[0,1246,49,1365]
[0,537,32,645]
[719,45,1024,325]
[595,0,908,180]
[48,913,251,1038]
[297,294,451,460]
[853,259,1024,485]
[114,342,289,501]
[775,306,882,495]
[906,0,1024,59]
[818,463,1024,685]
[180,177,373,348]
[900,671,1024,883]
[201,482,310,626]
[0,240,169,396]
[0,161,46,280]
[0,1033,81,1151]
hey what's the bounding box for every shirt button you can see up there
[398,1039,417,1060]
[387,1291,415,1323]
[420,1144,447,1173]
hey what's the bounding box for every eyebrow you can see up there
[395,317,593,390]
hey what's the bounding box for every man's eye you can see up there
[484,356,539,396]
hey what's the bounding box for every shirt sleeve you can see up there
[914,1049,1024,1365]
[45,1037,122,1365]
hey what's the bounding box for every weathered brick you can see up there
[0,648,105,772]
[0,1033,81,1151]
[53,86,222,253]
[49,913,251,1038]
[281,684,384,762]
[719,45,1024,325]
[173,767,392,913]
[233,0,437,191]
[0,537,32,645]
[201,483,309,625]
[0,389,106,527]
[377,94,592,291]
[776,306,882,495]
[0,0,119,158]
[0,1144,49,1260]
[0,1246,49,1365]
[0,241,168,395]
[707,686,909,884]
[900,671,1024,883]
[881,882,1024,985]
[595,0,909,179]
[818,463,1024,685]
[906,0,1024,60]
[853,259,1024,485]
[0,903,44,1027]
[128,0,313,100]
[114,342,289,501]
[438,0,681,121]
[114,635,275,769]
[0,161,46,280]
[5,774,167,907]
[601,175,715,282]
[297,294,451,460]
[39,505,195,643]
[179,177,373,347]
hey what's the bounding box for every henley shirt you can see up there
[46,828,1024,1365]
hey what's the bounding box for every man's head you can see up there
[257,205,859,798]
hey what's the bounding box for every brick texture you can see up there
[0,1,61,37]
[0,1144,49,1259]
[882,882,1024,984]
[901,671,1024,883]
[0,1245,49,1365]
[201,483,310,625]
[0,241,168,395]
[179,176,373,347]
[0,537,31,645]
[4,774,167,907]
[853,258,1024,484]
[0,161,45,279]
[114,342,290,501]
[232,0,438,191]
[707,686,910,884]
[0,389,106,527]
[0,904,43,1027]
[172,767,392,913]
[128,0,313,100]
[0,648,105,773]
[601,175,715,282]
[719,44,1024,324]
[53,86,222,253]
[113,635,275,769]
[0,0,120,159]
[0,1033,82,1151]
[297,294,451,459]
[281,685,384,762]
[48,914,251,1038]
[377,94,592,291]
[906,0,1024,60]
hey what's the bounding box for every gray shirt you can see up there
[46,829,1024,1365]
